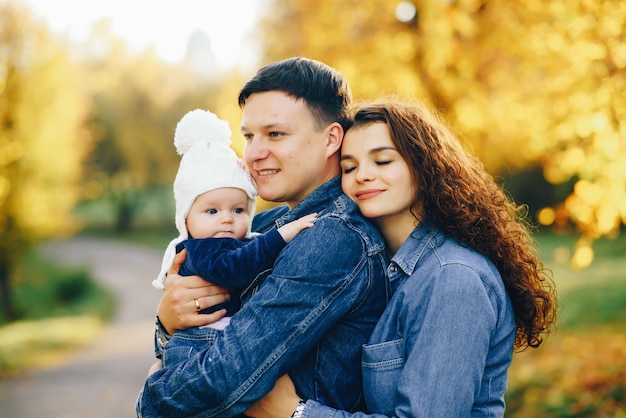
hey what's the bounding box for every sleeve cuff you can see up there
[154,315,171,357]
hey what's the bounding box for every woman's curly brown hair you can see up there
[351,100,557,350]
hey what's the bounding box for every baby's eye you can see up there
[207,208,218,214]
[233,208,245,214]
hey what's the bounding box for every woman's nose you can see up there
[355,167,374,182]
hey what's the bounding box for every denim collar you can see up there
[275,177,343,227]
[389,221,442,280]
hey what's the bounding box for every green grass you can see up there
[558,278,626,330]
[0,251,116,377]
[534,231,626,330]
[80,225,176,251]
[0,251,116,325]
[506,230,626,417]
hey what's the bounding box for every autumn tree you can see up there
[0,3,92,319]
[80,21,227,231]
[258,0,625,268]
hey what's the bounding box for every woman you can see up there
[246,100,557,417]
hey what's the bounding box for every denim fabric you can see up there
[162,326,220,367]
[138,177,389,418]
[304,222,516,418]
[251,204,289,232]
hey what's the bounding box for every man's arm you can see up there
[139,217,375,417]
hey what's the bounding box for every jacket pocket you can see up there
[361,339,404,414]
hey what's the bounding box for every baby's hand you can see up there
[277,213,317,243]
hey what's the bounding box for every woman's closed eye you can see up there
[341,160,391,174]
[341,164,357,174]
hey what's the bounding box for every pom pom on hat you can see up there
[174,109,232,155]
[153,109,257,289]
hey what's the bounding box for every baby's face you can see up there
[186,188,251,240]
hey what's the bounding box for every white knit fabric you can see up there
[153,109,257,289]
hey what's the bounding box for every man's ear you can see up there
[325,122,343,158]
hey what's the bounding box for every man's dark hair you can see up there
[238,57,352,131]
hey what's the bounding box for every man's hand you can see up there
[157,249,231,334]
[245,374,301,418]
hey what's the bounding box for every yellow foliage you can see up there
[508,331,626,416]
[259,0,626,257]
[0,3,92,245]
[81,20,237,198]
[537,207,556,226]
[571,245,594,270]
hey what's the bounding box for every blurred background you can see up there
[0,0,624,416]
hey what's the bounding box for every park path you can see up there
[0,236,163,418]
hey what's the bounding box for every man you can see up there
[138,57,389,417]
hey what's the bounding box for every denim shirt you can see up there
[304,222,516,418]
[138,177,389,417]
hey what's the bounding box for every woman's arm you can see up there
[245,374,301,418]
[246,375,388,418]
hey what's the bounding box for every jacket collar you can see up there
[275,177,343,227]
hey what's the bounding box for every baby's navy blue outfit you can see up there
[159,228,286,367]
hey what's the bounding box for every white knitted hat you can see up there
[153,109,257,289]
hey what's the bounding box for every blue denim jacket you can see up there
[304,222,516,418]
[138,177,389,417]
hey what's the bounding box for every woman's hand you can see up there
[246,374,301,418]
[157,249,231,334]
[147,360,162,377]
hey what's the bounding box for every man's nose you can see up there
[244,136,269,163]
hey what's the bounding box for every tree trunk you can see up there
[114,195,137,233]
[0,260,15,321]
